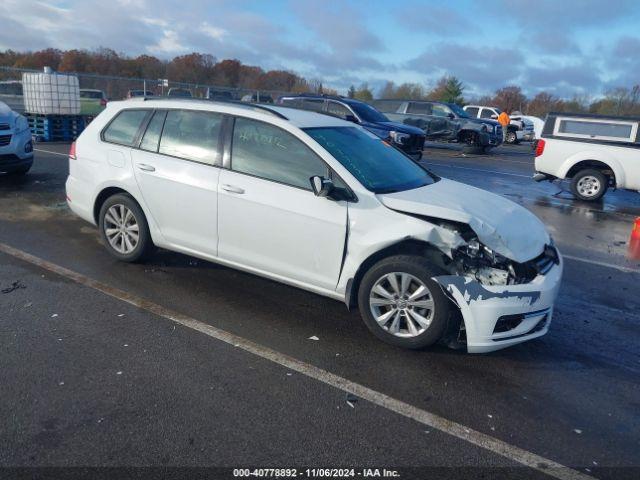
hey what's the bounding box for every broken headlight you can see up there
[452,239,516,286]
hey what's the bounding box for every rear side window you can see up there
[465,107,479,117]
[158,110,223,165]
[103,110,149,146]
[139,110,167,152]
[231,117,327,189]
[556,118,637,142]
[407,102,432,115]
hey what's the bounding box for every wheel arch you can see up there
[559,154,624,187]
[345,239,448,309]
[93,186,130,224]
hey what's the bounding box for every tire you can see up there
[7,164,32,175]
[570,169,608,201]
[98,193,154,262]
[505,130,517,144]
[357,255,452,349]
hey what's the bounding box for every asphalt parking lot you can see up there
[1,142,639,479]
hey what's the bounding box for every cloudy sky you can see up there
[0,0,638,97]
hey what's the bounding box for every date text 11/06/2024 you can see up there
[232,468,401,478]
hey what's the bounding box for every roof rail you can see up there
[140,96,288,120]
[287,92,346,101]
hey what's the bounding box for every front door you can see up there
[217,117,347,291]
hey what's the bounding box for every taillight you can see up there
[535,139,545,157]
[100,98,107,106]
[69,141,76,160]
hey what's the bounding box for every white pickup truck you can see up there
[534,112,640,201]
[464,105,535,144]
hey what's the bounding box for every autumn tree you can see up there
[427,76,464,104]
[353,83,373,101]
[492,86,527,113]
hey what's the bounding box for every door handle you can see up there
[137,163,156,172]
[221,184,245,194]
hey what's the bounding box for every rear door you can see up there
[217,116,347,290]
[131,109,223,255]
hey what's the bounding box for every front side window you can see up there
[103,109,149,146]
[327,101,354,120]
[432,104,453,118]
[305,127,437,194]
[158,110,222,165]
[231,117,328,189]
[556,119,635,141]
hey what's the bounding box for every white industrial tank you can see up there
[22,67,80,115]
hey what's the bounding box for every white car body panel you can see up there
[377,179,549,263]
[66,98,563,353]
[217,168,348,291]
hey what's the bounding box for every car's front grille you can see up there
[0,123,10,131]
[403,134,425,152]
[0,134,12,146]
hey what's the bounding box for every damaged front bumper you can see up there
[434,253,563,353]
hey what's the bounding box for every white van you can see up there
[534,112,640,201]
[65,98,562,353]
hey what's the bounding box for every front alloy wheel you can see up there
[358,255,452,349]
[369,272,434,338]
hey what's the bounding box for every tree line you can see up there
[0,48,337,95]
[350,79,640,118]
[2,48,640,118]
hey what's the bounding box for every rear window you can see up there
[556,118,636,141]
[102,110,149,146]
[80,91,103,99]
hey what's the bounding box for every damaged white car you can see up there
[66,99,562,353]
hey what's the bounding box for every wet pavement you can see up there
[0,142,639,479]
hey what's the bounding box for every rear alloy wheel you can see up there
[505,130,517,144]
[358,255,451,349]
[570,169,608,201]
[99,193,154,262]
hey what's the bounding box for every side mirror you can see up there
[447,113,455,119]
[491,114,498,119]
[310,176,334,198]
[345,114,358,123]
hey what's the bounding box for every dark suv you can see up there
[371,100,503,153]
[278,94,426,159]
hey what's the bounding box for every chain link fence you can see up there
[0,66,294,114]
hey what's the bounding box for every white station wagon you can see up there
[66,98,563,353]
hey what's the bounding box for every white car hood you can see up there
[378,179,549,263]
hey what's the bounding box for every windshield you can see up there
[304,127,437,194]
[349,102,389,123]
[448,103,469,118]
